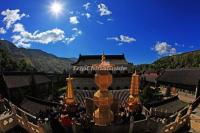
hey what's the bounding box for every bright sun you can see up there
[49,1,63,17]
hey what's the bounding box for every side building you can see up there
[156,69,200,102]
[71,54,134,90]
[0,72,51,104]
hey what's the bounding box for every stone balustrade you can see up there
[0,99,45,133]
[0,112,17,132]
[160,106,191,133]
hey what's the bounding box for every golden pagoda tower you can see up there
[128,70,141,112]
[65,74,75,105]
[92,53,114,126]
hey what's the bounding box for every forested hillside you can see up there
[136,50,200,72]
[0,40,75,73]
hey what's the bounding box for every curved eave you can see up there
[72,54,130,66]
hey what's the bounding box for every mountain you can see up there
[136,50,200,72]
[0,40,75,73]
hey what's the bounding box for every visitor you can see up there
[81,115,92,133]
[129,115,134,133]
[42,118,52,133]
[71,117,77,133]
[50,115,65,133]
[59,111,73,133]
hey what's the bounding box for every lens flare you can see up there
[49,1,63,17]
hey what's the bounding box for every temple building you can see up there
[0,72,51,104]
[139,68,200,107]
[71,54,133,90]
[156,69,200,100]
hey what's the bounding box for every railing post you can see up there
[187,106,193,115]
[37,121,45,133]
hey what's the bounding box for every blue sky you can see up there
[0,0,200,64]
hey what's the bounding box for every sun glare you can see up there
[49,1,63,17]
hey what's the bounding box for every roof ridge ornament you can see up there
[101,52,106,62]
[68,74,71,80]
[134,70,137,75]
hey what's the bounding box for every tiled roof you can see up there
[72,54,129,65]
[157,68,200,86]
[153,99,187,114]
[3,75,31,89]
[3,73,51,89]
[143,73,158,83]
[20,98,48,115]
[34,75,51,84]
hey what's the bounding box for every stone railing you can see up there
[0,99,45,133]
[161,113,190,133]
[191,95,200,110]
[149,108,177,118]
[0,112,17,132]
[147,95,200,133]
[160,104,192,133]
[142,106,150,117]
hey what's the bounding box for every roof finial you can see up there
[65,74,75,105]
[68,74,71,79]
[101,52,106,62]
[134,70,137,75]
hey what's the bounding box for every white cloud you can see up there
[107,18,113,21]
[69,16,79,25]
[65,37,75,44]
[107,35,136,45]
[83,2,91,10]
[64,28,82,44]
[1,9,82,48]
[69,11,74,15]
[11,23,65,48]
[1,9,28,29]
[12,35,21,42]
[119,35,136,43]
[12,35,30,48]
[0,27,6,34]
[98,3,112,16]
[13,23,25,32]
[82,13,91,19]
[24,28,65,44]
[153,42,176,56]
[85,13,91,18]
[72,28,82,35]
[96,20,104,25]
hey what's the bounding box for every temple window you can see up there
[116,87,121,90]
[76,70,80,74]
[92,71,96,74]
[108,87,112,90]
[84,87,88,90]
[124,70,128,74]
[76,87,80,89]
[116,70,120,74]
[84,70,88,74]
